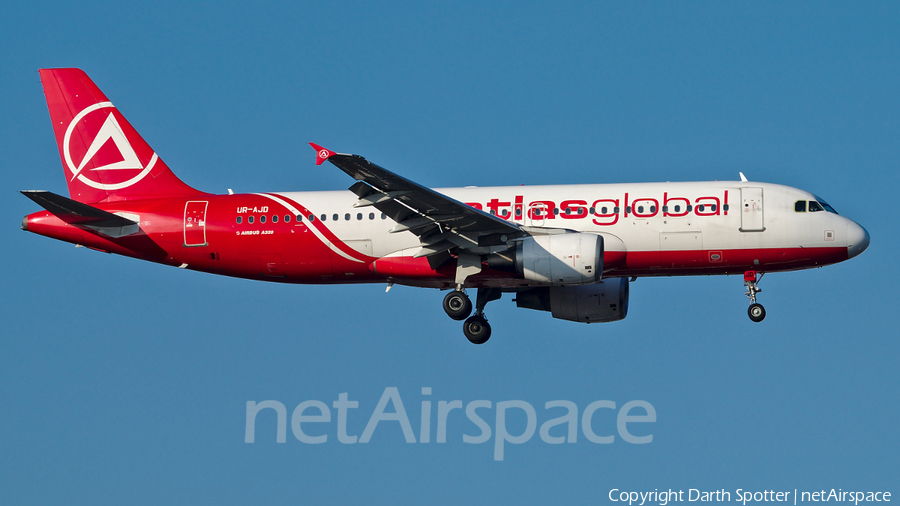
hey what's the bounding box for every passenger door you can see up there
[740,188,764,232]
[183,201,208,246]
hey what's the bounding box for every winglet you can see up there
[309,143,335,165]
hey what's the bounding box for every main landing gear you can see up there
[443,287,501,344]
[744,270,766,323]
[442,290,472,320]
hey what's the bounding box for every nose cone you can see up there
[847,221,870,259]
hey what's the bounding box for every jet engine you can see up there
[514,278,629,323]
[514,233,603,285]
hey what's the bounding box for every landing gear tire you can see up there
[748,303,766,323]
[463,315,491,344]
[443,291,472,321]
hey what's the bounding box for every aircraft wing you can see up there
[311,143,526,258]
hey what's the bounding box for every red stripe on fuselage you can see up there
[263,193,378,264]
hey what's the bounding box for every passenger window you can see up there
[687,205,692,212]
[248,216,255,224]
[260,215,266,223]
[345,213,350,221]
[626,206,632,214]
[553,208,559,215]
[272,215,278,223]
[697,205,705,212]
[308,215,315,222]
[795,201,807,213]
[284,215,291,223]
[614,207,620,213]
[564,208,571,215]
[650,205,656,213]
[809,201,824,212]
[723,204,729,211]
[674,205,681,212]
[637,206,644,213]
[296,215,303,222]
[357,213,362,220]
[369,213,375,220]
[333,214,339,221]
[381,213,387,220]
[321,214,326,221]
[711,204,717,212]
[490,210,496,215]
[236,216,242,224]
[516,208,523,216]
[601,207,608,214]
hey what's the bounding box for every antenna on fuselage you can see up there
[739,172,748,182]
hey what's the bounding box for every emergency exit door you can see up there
[183,201,209,246]
[740,188,765,232]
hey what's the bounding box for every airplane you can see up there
[21,68,870,344]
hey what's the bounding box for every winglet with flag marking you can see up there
[309,143,335,165]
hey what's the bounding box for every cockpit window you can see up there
[811,196,839,214]
[819,201,838,214]
[794,201,806,213]
[808,201,824,212]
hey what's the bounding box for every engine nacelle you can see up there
[515,233,603,285]
[515,278,629,323]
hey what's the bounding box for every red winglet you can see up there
[309,143,335,165]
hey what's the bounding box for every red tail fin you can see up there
[39,68,205,203]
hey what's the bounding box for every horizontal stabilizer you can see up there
[21,190,140,238]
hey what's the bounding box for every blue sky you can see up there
[1,1,897,504]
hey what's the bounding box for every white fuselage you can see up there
[262,180,864,282]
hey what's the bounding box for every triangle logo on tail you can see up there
[70,112,143,181]
[63,102,158,191]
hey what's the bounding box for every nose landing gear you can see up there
[744,270,766,322]
[444,287,500,344]
[748,303,766,322]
